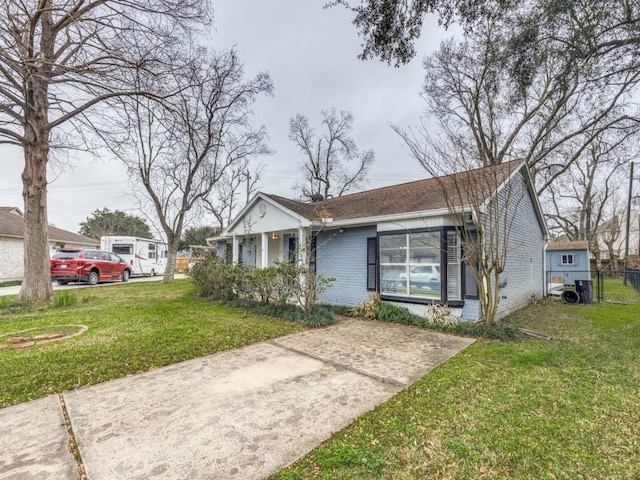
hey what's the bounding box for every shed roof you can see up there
[547,240,589,251]
[0,207,98,246]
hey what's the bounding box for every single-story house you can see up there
[546,240,591,289]
[0,207,99,281]
[211,161,548,321]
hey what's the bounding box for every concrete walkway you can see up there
[0,319,475,480]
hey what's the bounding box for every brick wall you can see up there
[316,226,376,306]
[0,237,24,281]
[0,239,99,281]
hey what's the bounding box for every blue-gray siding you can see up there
[461,299,481,321]
[492,172,546,320]
[546,249,591,285]
[316,226,377,306]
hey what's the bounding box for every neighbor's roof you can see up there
[264,161,523,222]
[0,207,99,245]
[547,240,589,251]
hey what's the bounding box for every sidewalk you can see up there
[0,274,187,297]
[0,319,475,479]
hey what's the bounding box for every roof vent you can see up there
[311,193,324,202]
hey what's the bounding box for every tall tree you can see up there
[79,208,153,240]
[178,225,219,251]
[0,0,210,303]
[290,109,374,201]
[332,0,640,68]
[394,10,640,192]
[111,48,272,283]
[542,127,636,266]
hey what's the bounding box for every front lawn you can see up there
[0,280,302,408]
[273,299,640,479]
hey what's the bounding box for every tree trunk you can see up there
[163,238,179,283]
[20,140,53,303]
[18,2,55,304]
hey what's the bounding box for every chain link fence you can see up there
[547,268,640,304]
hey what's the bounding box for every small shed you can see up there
[546,240,591,290]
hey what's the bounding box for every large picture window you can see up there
[379,229,462,303]
[380,231,442,300]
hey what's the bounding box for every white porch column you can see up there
[297,226,307,268]
[261,232,269,268]
[232,235,239,264]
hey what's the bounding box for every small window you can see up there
[561,254,574,265]
[148,243,156,259]
[112,244,133,255]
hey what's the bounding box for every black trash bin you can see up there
[574,279,593,304]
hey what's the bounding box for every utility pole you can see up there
[623,161,635,285]
[243,170,251,205]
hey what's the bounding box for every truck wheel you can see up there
[150,269,155,277]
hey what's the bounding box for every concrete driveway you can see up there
[0,319,474,480]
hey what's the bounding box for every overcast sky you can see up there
[0,1,458,236]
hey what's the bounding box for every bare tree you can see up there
[204,160,265,230]
[290,109,374,201]
[599,209,625,270]
[397,13,640,192]
[542,126,636,266]
[111,48,272,283]
[401,131,532,324]
[0,0,210,303]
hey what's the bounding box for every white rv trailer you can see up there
[100,236,168,277]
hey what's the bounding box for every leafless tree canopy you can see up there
[204,161,265,230]
[0,0,211,302]
[290,108,375,201]
[397,14,640,185]
[542,126,638,266]
[108,48,273,282]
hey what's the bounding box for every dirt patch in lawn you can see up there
[0,325,88,349]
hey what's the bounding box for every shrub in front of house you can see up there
[370,301,521,340]
[190,258,337,327]
[190,261,250,300]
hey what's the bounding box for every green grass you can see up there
[0,280,302,407]
[601,278,640,303]
[273,298,640,480]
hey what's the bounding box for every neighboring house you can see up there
[546,240,591,289]
[211,161,548,321]
[0,207,99,281]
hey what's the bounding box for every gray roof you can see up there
[264,161,523,222]
[0,207,98,246]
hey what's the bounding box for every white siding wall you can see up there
[377,214,457,232]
